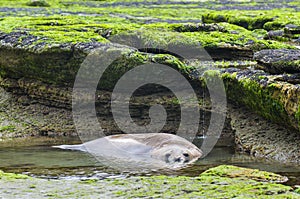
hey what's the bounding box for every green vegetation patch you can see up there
[202,10,300,31]
[0,165,299,198]
[0,125,15,132]
[221,71,299,130]
[0,170,29,180]
[0,0,296,49]
[201,165,288,182]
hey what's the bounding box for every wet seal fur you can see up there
[53,133,202,169]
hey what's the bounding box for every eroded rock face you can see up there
[229,104,300,164]
[254,49,300,74]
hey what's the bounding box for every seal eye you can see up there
[183,153,189,157]
[165,153,171,163]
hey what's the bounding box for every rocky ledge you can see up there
[0,0,299,165]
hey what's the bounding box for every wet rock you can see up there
[266,25,300,41]
[26,0,50,7]
[201,165,288,182]
[229,104,300,164]
[173,23,227,33]
[284,24,300,35]
[0,165,298,198]
[264,30,285,39]
[254,49,300,74]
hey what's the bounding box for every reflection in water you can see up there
[0,138,299,185]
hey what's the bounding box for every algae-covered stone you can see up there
[254,49,300,74]
[26,0,50,7]
[202,12,274,30]
[0,170,29,180]
[201,165,288,182]
[0,166,299,198]
[220,68,300,132]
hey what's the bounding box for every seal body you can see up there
[53,133,202,169]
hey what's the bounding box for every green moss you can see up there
[99,50,190,90]
[0,2,296,48]
[222,72,292,125]
[0,125,15,132]
[26,0,50,7]
[202,10,300,31]
[108,165,296,198]
[80,179,99,184]
[0,170,29,180]
[98,50,149,90]
[201,165,288,182]
[111,24,291,52]
[272,60,300,74]
[202,69,221,83]
[0,166,298,198]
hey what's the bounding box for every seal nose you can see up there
[174,157,181,162]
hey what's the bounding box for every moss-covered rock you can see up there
[202,10,300,32]
[202,12,274,30]
[0,170,29,180]
[221,69,300,132]
[0,165,299,198]
[254,49,300,74]
[26,0,50,7]
[0,0,299,166]
[201,165,288,182]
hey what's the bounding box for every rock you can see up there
[220,68,300,132]
[229,104,300,164]
[264,30,284,39]
[0,166,298,198]
[284,24,300,35]
[26,0,50,7]
[172,23,227,33]
[201,165,288,182]
[254,49,300,74]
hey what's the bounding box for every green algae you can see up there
[0,165,299,198]
[202,9,300,31]
[222,72,292,126]
[0,0,297,49]
[0,15,110,44]
[109,165,298,198]
[271,60,300,74]
[26,0,50,7]
[201,165,288,182]
[0,170,29,180]
[111,23,291,51]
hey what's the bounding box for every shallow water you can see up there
[0,137,299,186]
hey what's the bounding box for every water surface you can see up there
[0,137,299,186]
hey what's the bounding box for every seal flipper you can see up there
[52,144,86,152]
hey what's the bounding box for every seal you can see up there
[53,133,202,169]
